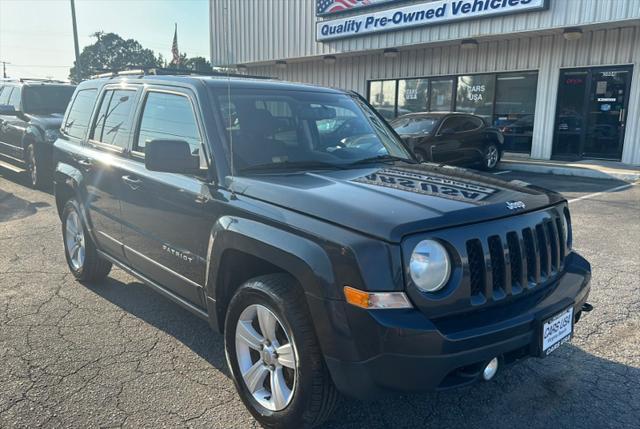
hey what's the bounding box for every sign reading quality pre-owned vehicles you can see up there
[316,0,549,41]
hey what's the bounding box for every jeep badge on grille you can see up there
[506,200,526,210]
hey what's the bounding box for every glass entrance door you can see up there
[553,66,632,161]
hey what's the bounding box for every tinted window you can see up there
[22,85,75,114]
[136,92,201,156]
[440,116,479,133]
[91,89,136,148]
[8,87,21,109]
[63,89,98,139]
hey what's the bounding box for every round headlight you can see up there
[45,128,60,143]
[409,240,451,292]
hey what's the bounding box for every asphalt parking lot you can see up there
[1,167,639,428]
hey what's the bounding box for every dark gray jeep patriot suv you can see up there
[53,72,592,428]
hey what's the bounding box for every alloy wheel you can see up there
[235,304,297,411]
[486,145,499,169]
[27,145,37,186]
[65,209,85,271]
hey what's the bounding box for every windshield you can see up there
[214,89,412,172]
[391,116,439,134]
[22,85,76,114]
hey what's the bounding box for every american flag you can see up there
[316,0,371,15]
[171,23,180,65]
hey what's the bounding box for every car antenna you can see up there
[224,0,237,200]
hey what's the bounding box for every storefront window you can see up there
[429,79,453,112]
[368,80,397,120]
[455,74,495,120]
[493,72,538,153]
[397,79,429,116]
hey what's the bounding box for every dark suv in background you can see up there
[0,78,76,188]
[53,71,592,429]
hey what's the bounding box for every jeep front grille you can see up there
[466,214,565,304]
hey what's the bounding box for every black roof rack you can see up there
[90,66,273,81]
[1,77,69,84]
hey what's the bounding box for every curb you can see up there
[499,160,640,183]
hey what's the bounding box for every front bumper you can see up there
[312,252,591,400]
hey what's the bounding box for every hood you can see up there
[24,113,64,129]
[230,162,564,242]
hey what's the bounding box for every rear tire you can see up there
[224,274,338,428]
[61,199,112,282]
[480,143,500,171]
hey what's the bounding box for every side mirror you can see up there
[145,139,200,174]
[439,128,456,136]
[0,104,17,116]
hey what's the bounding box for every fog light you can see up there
[482,358,499,381]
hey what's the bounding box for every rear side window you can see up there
[0,86,11,105]
[135,91,202,155]
[441,116,481,133]
[8,87,21,108]
[63,89,98,139]
[91,89,136,148]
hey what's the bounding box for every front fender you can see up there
[53,162,97,244]
[205,216,335,301]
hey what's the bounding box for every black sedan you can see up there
[390,112,504,170]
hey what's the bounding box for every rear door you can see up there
[432,115,467,164]
[77,85,141,259]
[0,85,27,160]
[119,87,215,308]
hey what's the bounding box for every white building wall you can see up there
[249,25,640,165]
[210,0,640,66]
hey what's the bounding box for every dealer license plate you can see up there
[542,307,574,356]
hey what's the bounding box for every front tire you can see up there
[25,142,49,190]
[225,274,338,428]
[62,199,112,282]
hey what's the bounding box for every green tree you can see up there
[165,55,213,73]
[69,32,162,82]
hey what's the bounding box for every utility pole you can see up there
[70,0,80,71]
[1,61,9,78]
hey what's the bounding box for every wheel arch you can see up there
[53,162,98,244]
[204,216,336,334]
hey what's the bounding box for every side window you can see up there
[64,89,98,139]
[90,89,136,148]
[441,116,479,133]
[0,86,11,105]
[8,87,21,109]
[136,91,205,167]
[440,116,465,133]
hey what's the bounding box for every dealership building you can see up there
[210,0,640,165]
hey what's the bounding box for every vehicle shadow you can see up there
[0,188,51,223]
[89,275,639,428]
[90,275,230,376]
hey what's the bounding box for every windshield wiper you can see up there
[349,154,415,166]
[240,160,346,173]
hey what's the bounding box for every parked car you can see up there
[391,112,504,170]
[53,72,591,429]
[0,78,76,188]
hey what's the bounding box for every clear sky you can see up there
[0,0,210,81]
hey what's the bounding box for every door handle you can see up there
[77,159,92,167]
[121,175,142,190]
